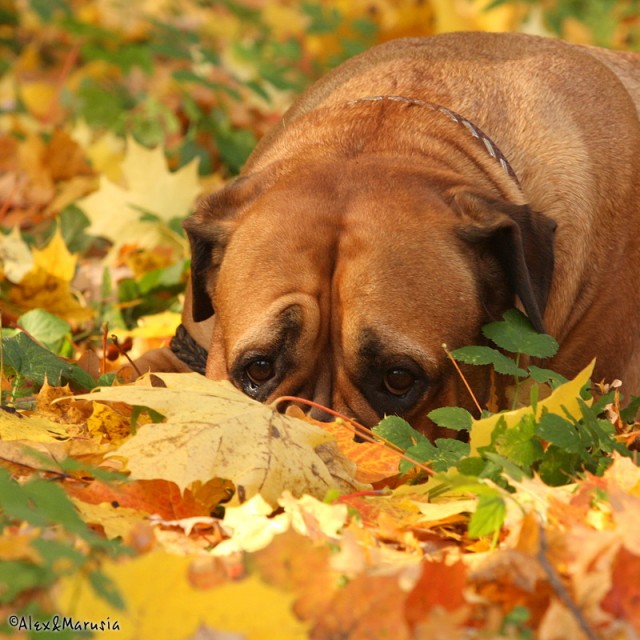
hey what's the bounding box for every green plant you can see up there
[374,309,635,540]
[0,467,131,637]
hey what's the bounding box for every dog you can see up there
[137,32,640,438]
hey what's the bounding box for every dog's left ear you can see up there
[183,175,265,322]
[453,192,557,333]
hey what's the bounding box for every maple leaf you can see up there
[0,226,33,283]
[470,360,595,453]
[76,137,201,254]
[7,227,94,323]
[75,373,369,506]
[54,551,309,640]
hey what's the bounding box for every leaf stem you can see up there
[270,395,435,476]
[443,344,483,417]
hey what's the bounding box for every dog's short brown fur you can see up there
[139,32,640,437]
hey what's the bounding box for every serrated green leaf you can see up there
[535,412,581,452]
[482,309,559,358]
[482,452,525,482]
[400,440,437,473]
[1,332,96,391]
[621,395,640,423]
[488,414,543,469]
[17,309,71,353]
[31,538,85,570]
[467,493,506,538]
[373,415,426,451]
[427,406,473,431]
[89,569,126,610]
[538,446,580,486]
[451,345,526,377]
[0,561,51,603]
[527,366,568,388]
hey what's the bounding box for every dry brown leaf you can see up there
[75,373,369,506]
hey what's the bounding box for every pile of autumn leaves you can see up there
[2,366,640,639]
[1,3,640,639]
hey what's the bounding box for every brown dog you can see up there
[139,32,640,438]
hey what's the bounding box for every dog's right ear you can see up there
[183,175,264,322]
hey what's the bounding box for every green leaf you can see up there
[488,414,543,470]
[535,412,581,452]
[89,569,126,610]
[373,415,426,451]
[430,438,470,471]
[482,309,559,358]
[1,331,96,391]
[621,395,640,423]
[482,452,525,482]
[30,538,85,571]
[527,365,568,388]
[400,440,437,474]
[538,446,579,486]
[0,561,50,603]
[17,309,71,354]
[427,406,473,431]
[451,345,527,377]
[468,493,506,538]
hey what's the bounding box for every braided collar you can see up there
[346,95,520,187]
[170,324,208,374]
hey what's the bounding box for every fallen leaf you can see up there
[77,137,201,253]
[8,227,94,323]
[310,574,411,640]
[76,374,368,506]
[0,226,33,283]
[405,559,468,627]
[470,360,594,453]
[601,546,640,632]
[55,551,309,640]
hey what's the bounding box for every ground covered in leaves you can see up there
[2,1,640,639]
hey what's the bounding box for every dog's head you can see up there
[184,104,556,436]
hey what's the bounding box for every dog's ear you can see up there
[453,192,557,333]
[183,175,263,322]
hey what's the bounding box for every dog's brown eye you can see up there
[383,368,416,396]
[246,359,275,386]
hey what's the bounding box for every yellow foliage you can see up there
[431,0,522,33]
[18,80,56,120]
[8,228,94,323]
[75,373,368,505]
[56,551,309,640]
[77,137,201,255]
[470,360,595,454]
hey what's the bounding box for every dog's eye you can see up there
[245,359,275,387]
[383,368,416,396]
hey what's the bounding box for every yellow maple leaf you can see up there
[55,551,309,640]
[75,374,369,506]
[0,408,69,442]
[470,360,595,454]
[76,137,201,253]
[32,226,76,281]
[8,227,93,323]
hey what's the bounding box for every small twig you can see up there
[45,42,80,124]
[443,343,483,417]
[536,518,598,640]
[111,334,142,378]
[101,324,109,377]
[271,395,435,476]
